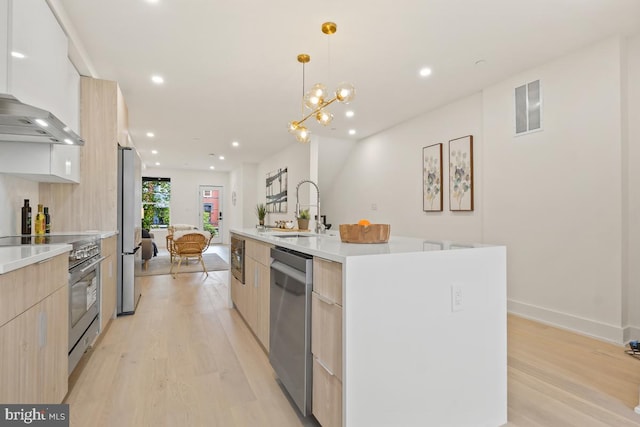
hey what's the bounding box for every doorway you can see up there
[199,185,223,244]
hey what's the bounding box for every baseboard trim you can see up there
[508,299,625,345]
[623,325,640,343]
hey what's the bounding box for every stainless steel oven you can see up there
[67,238,104,374]
[230,235,245,283]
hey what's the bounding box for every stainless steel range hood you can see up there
[0,94,84,145]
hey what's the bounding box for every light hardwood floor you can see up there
[65,256,640,426]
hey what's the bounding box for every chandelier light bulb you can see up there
[304,90,324,110]
[295,126,311,143]
[288,121,300,133]
[335,82,356,103]
[316,110,333,126]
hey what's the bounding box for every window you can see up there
[142,177,171,229]
[515,79,542,135]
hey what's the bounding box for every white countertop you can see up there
[231,228,492,263]
[0,244,72,274]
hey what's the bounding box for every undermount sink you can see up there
[271,233,315,238]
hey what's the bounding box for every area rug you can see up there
[138,253,229,277]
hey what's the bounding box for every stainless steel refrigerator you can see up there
[117,146,142,315]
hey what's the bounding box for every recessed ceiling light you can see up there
[348,129,356,135]
[146,132,155,137]
[151,150,158,154]
[11,51,25,59]
[219,155,225,160]
[146,0,159,3]
[232,141,239,147]
[209,166,215,170]
[345,110,354,118]
[419,67,432,77]
[155,162,160,166]
[151,75,164,84]
[35,119,48,127]
[64,138,73,145]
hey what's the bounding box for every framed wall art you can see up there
[266,167,288,213]
[422,143,443,212]
[449,135,474,211]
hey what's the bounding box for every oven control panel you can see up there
[69,242,100,263]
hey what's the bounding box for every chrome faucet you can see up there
[295,179,325,234]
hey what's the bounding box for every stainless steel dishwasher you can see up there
[270,246,313,416]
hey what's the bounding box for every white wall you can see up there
[626,34,640,339]
[323,93,484,243]
[255,141,311,227]
[0,175,40,236]
[321,35,638,343]
[484,36,624,341]
[143,167,230,244]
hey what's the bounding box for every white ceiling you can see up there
[55,0,640,172]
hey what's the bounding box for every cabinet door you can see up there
[256,261,270,351]
[0,301,39,403]
[38,286,68,403]
[312,292,343,381]
[231,275,245,315]
[244,257,258,331]
[100,236,118,331]
[10,0,70,123]
[0,286,68,404]
[313,358,343,427]
[313,258,343,305]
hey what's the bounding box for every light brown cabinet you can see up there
[0,254,69,404]
[230,236,271,352]
[312,257,343,427]
[39,77,130,233]
[100,235,118,331]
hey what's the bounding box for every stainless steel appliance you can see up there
[0,94,84,145]
[117,146,142,315]
[0,234,103,375]
[67,237,103,373]
[230,235,245,283]
[270,246,313,416]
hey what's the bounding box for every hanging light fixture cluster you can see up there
[288,22,355,143]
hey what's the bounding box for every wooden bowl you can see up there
[339,224,390,243]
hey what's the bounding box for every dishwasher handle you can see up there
[271,260,307,285]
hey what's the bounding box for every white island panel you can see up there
[343,246,507,427]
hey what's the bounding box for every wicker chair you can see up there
[166,224,197,263]
[169,232,212,278]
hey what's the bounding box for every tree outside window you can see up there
[142,177,171,230]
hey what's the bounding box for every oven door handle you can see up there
[79,256,107,273]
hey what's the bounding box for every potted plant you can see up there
[255,203,267,226]
[297,209,310,230]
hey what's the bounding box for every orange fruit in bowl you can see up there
[358,219,371,226]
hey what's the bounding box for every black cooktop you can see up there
[0,234,99,247]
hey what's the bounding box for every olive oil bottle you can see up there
[35,204,46,236]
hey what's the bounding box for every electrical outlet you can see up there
[451,284,463,312]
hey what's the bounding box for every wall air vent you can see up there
[515,80,542,135]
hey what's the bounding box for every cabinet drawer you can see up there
[313,357,343,427]
[313,257,342,305]
[0,254,67,327]
[246,238,271,266]
[311,291,342,382]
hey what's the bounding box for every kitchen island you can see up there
[231,228,507,427]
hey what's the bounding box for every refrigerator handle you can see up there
[123,245,141,255]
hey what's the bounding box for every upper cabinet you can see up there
[5,0,80,134]
[0,0,82,183]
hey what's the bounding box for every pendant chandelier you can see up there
[288,22,355,143]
